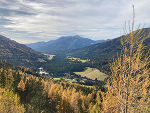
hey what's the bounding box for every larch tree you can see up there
[89,91,103,113]
[17,79,26,92]
[102,6,150,113]
[0,88,25,113]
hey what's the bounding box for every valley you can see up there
[0,0,150,112]
[0,28,149,113]
[1,28,150,83]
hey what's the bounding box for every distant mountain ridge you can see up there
[0,35,46,67]
[66,28,150,60]
[26,35,104,53]
[65,28,150,74]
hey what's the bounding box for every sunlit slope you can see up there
[75,67,108,81]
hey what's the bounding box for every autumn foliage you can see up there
[102,19,150,112]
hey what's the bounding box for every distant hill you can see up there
[0,35,47,67]
[26,35,104,54]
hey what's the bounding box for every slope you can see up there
[67,27,150,59]
[66,27,150,74]
[0,35,47,67]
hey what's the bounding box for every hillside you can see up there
[67,28,150,59]
[26,35,104,53]
[66,28,150,74]
[0,35,47,67]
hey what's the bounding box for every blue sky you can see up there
[0,0,150,43]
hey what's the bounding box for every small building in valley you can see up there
[37,67,49,76]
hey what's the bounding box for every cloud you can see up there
[0,0,150,43]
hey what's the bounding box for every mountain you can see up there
[65,28,150,74]
[67,28,150,59]
[26,35,104,53]
[0,35,47,67]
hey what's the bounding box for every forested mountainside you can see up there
[66,27,150,59]
[26,35,104,54]
[65,28,150,74]
[0,35,47,67]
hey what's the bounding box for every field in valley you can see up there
[74,67,108,81]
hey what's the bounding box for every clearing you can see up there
[74,67,108,81]
[67,56,89,63]
[44,54,56,60]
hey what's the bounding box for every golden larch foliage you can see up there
[17,80,26,92]
[102,7,150,113]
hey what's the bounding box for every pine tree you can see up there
[6,69,14,88]
[0,69,6,88]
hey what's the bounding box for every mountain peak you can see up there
[26,35,104,54]
[59,35,82,39]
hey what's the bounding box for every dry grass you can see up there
[75,67,108,81]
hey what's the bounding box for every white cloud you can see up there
[0,0,150,43]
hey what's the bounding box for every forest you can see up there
[0,60,105,113]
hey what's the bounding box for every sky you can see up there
[0,0,150,44]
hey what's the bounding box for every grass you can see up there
[67,56,89,63]
[74,67,108,81]
[53,78,61,80]
[53,78,77,83]
[44,54,56,60]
